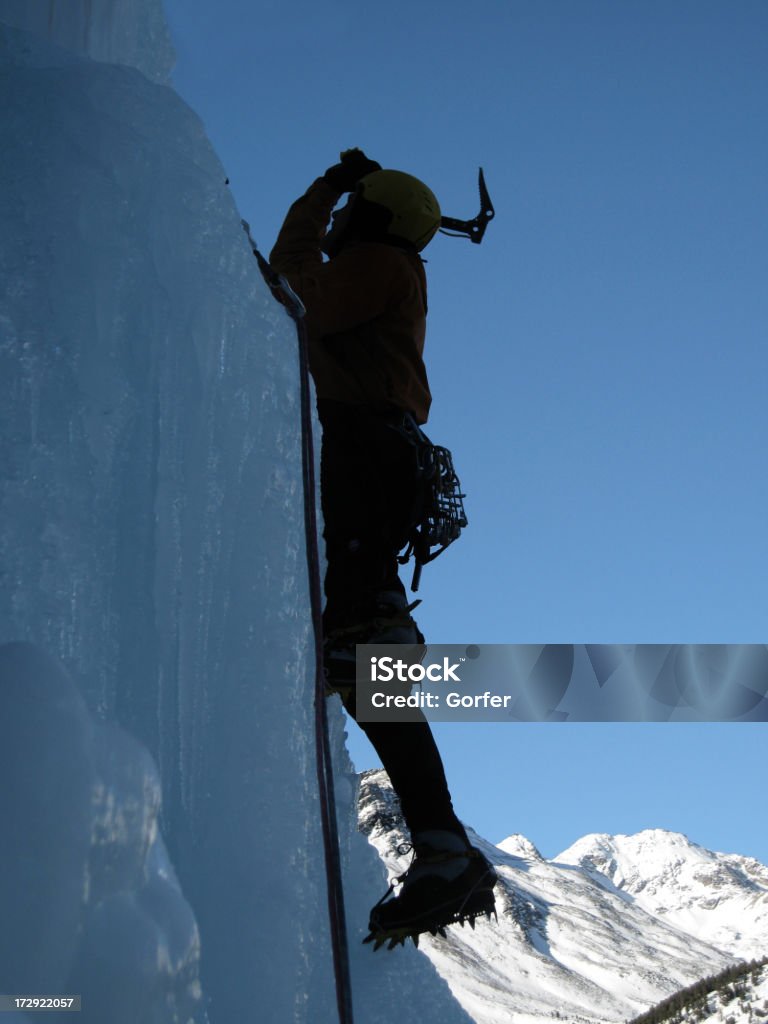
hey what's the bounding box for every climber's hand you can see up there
[323,148,382,193]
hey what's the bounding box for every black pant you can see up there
[318,400,467,841]
[318,400,418,633]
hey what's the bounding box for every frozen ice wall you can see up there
[0,9,327,1020]
[0,3,472,1022]
[0,0,173,82]
[0,643,206,1024]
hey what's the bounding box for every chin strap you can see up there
[439,167,495,244]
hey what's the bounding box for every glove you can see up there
[322,148,382,193]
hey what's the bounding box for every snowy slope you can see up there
[0,4,474,1022]
[557,831,768,960]
[359,770,765,1024]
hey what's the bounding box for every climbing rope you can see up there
[243,223,355,1024]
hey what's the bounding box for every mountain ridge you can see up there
[557,829,768,960]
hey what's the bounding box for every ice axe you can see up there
[439,168,495,244]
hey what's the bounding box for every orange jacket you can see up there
[269,178,432,424]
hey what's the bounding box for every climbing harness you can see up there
[243,222,355,1024]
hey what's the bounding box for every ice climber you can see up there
[269,149,497,948]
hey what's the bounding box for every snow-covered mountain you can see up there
[359,770,767,1024]
[558,831,768,961]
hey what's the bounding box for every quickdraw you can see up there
[393,414,469,592]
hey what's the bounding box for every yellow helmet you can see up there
[356,170,441,252]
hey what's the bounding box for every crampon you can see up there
[363,847,498,951]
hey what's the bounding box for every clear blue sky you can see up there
[163,0,768,863]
